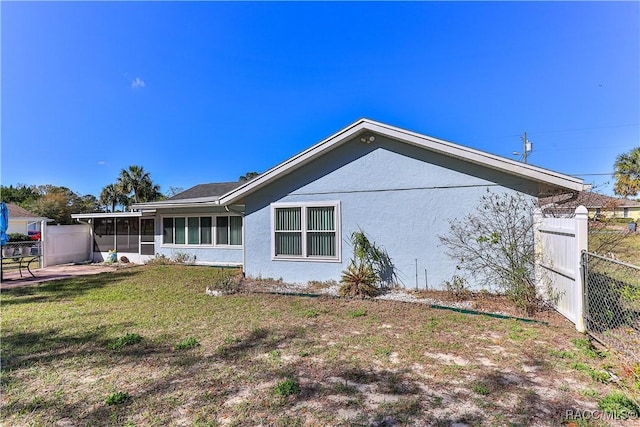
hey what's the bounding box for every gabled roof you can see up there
[541,192,640,209]
[167,182,242,201]
[132,181,243,210]
[6,203,49,221]
[218,118,586,205]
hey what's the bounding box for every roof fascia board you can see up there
[132,198,222,210]
[71,212,143,219]
[365,121,585,192]
[219,118,584,205]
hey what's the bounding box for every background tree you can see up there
[165,186,185,198]
[0,184,40,206]
[99,184,126,212]
[613,147,640,198]
[25,185,98,224]
[116,165,162,206]
[238,171,260,182]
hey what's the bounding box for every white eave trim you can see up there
[132,197,222,210]
[71,212,143,219]
[218,118,585,205]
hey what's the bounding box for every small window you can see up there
[272,203,339,260]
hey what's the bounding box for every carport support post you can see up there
[575,206,588,333]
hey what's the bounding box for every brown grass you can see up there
[1,265,636,426]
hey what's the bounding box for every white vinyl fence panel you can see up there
[534,206,588,332]
[42,223,92,267]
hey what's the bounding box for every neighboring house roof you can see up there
[540,192,640,209]
[218,118,586,205]
[5,203,50,221]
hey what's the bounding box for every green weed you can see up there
[108,333,142,350]
[598,391,640,419]
[175,337,200,350]
[274,378,300,397]
[105,391,130,405]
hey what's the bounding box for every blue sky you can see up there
[2,1,638,198]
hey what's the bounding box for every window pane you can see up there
[216,216,229,245]
[94,218,115,252]
[200,217,212,244]
[141,219,155,242]
[275,208,301,231]
[307,207,334,231]
[230,216,242,245]
[175,217,186,244]
[276,232,302,256]
[188,217,200,244]
[307,232,336,257]
[163,218,173,244]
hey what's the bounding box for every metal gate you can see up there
[582,251,640,363]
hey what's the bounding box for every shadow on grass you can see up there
[0,324,139,372]
[0,270,140,305]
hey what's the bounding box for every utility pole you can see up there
[521,132,532,164]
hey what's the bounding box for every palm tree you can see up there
[99,183,129,212]
[117,165,152,204]
[613,147,640,198]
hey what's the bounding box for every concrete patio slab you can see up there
[0,263,120,289]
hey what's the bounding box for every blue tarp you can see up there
[0,202,8,246]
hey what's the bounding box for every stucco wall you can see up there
[243,135,538,289]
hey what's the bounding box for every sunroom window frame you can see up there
[161,214,243,248]
[270,201,341,262]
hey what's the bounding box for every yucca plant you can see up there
[339,261,380,298]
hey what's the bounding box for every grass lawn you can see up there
[589,229,640,266]
[2,265,639,426]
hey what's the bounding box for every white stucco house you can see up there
[72,119,587,288]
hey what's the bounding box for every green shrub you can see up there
[108,333,142,350]
[274,378,300,397]
[8,233,31,242]
[175,337,200,350]
[105,391,130,405]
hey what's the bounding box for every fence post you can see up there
[532,207,543,291]
[575,205,588,332]
[41,220,49,268]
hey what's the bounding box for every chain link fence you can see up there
[582,251,640,364]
